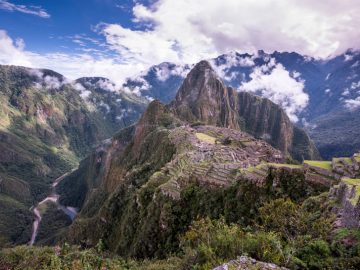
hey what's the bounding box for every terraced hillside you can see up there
[329,153,360,228]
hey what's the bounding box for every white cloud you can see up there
[351,81,360,90]
[342,89,350,96]
[98,0,360,63]
[344,53,354,61]
[0,30,32,66]
[352,61,360,68]
[0,0,50,18]
[73,83,92,99]
[43,75,62,89]
[210,51,255,80]
[0,30,145,87]
[302,118,317,130]
[154,63,191,81]
[99,102,110,114]
[27,69,66,90]
[96,79,117,92]
[344,97,360,110]
[239,61,308,122]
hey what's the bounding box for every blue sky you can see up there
[0,0,358,84]
[1,0,138,54]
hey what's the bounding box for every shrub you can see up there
[180,217,286,269]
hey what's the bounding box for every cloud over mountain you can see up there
[100,0,360,62]
[240,60,308,122]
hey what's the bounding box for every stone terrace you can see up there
[158,125,284,199]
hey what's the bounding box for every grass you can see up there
[268,163,303,169]
[195,132,217,144]
[334,228,360,242]
[304,160,332,171]
[333,157,353,165]
[0,245,183,270]
[241,163,303,176]
[342,178,360,205]
[342,157,353,164]
[239,164,269,177]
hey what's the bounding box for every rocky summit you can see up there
[170,60,319,161]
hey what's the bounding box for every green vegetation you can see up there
[3,197,360,270]
[66,163,327,260]
[181,218,285,269]
[178,197,359,269]
[0,65,147,247]
[0,194,32,247]
[267,163,303,169]
[333,157,353,165]
[240,163,268,173]
[0,244,182,270]
[304,160,332,170]
[195,132,217,144]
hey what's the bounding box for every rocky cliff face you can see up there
[170,61,319,161]
[329,153,360,228]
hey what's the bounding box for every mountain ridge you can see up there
[169,60,319,161]
[0,64,147,247]
[124,50,360,158]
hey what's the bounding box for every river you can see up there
[29,171,78,246]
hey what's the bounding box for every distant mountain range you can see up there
[124,49,360,159]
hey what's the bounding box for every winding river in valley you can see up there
[29,171,78,246]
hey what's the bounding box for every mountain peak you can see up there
[193,60,214,71]
[171,60,223,105]
[169,60,232,128]
[169,61,319,161]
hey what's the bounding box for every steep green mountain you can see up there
[170,61,319,161]
[61,100,324,257]
[54,61,323,260]
[74,77,147,129]
[55,111,360,269]
[0,65,147,247]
